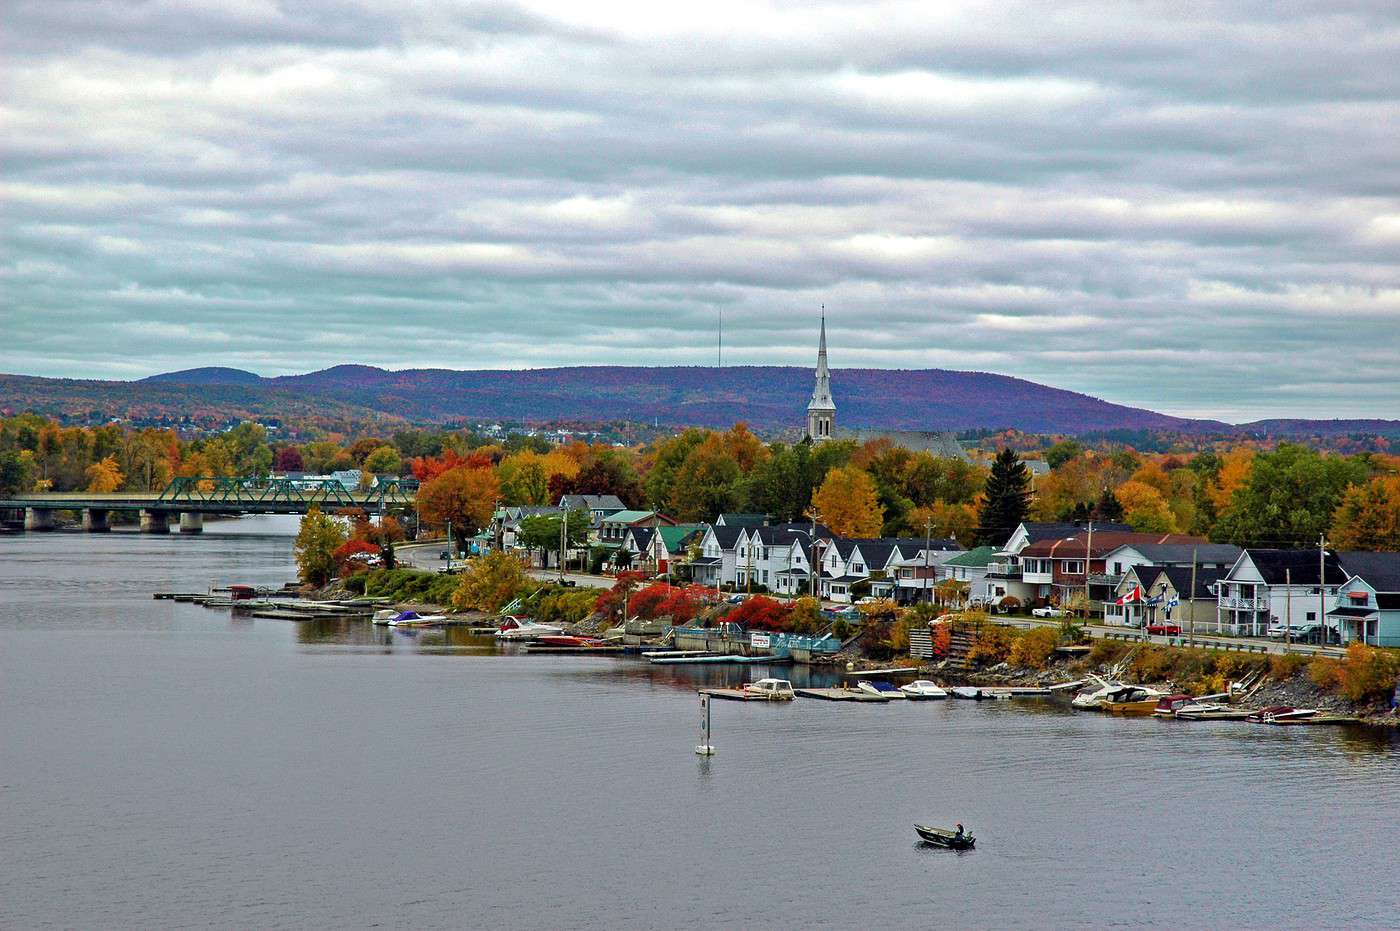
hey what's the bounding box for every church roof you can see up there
[807,315,835,413]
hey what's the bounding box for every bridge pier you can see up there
[82,508,111,532]
[139,509,171,534]
[178,512,204,534]
[24,507,56,532]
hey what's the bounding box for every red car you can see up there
[1146,622,1182,636]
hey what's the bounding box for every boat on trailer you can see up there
[914,824,975,849]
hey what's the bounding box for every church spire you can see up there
[806,308,835,441]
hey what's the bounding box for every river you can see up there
[2,519,1397,929]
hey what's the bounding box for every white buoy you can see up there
[695,693,715,755]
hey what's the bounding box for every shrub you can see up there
[727,596,787,631]
[966,624,1016,666]
[831,618,853,641]
[1269,653,1309,680]
[450,550,530,613]
[530,587,599,625]
[998,596,1022,614]
[931,622,951,657]
[342,575,366,595]
[1089,639,1132,668]
[1009,627,1059,669]
[1334,644,1400,704]
[856,598,899,620]
[785,597,824,635]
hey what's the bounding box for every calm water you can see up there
[2,520,1398,930]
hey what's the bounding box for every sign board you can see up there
[750,633,771,649]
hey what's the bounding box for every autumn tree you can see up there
[416,466,501,551]
[274,446,305,472]
[295,506,349,587]
[451,550,530,613]
[1115,480,1176,532]
[1330,476,1400,551]
[1214,444,1367,547]
[362,445,403,476]
[811,465,884,537]
[975,448,1032,546]
[84,456,124,492]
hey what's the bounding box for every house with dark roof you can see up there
[1331,551,1400,647]
[1107,563,1226,629]
[691,523,746,588]
[1215,548,1348,638]
[715,513,768,527]
[1015,531,1207,610]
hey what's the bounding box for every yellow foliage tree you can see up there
[1115,480,1176,532]
[1209,448,1254,512]
[811,466,884,537]
[1330,476,1400,551]
[84,456,124,493]
[908,501,978,543]
[451,550,531,613]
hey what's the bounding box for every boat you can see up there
[950,686,985,700]
[372,608,398,625]
[857,680,903,697]
[495,616,565,641]
[1173,703,1252,720]
[1100,686,1169,715]
[1246,706,1319,724]
[535,634,607,648]
[385,610,447,627]
[742,678,796,701]
[914,824,975,849]
[1072,678,1167,711]
[899,680,949,700]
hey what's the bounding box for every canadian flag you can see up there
[1116,585,1143,605]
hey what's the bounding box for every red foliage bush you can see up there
[727,596,788,631]
[332,539,380,574]
[629,583,675,620]
[592,570,647,618]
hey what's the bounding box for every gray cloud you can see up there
[2,0,1398,420]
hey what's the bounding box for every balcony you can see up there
[1220,595,1270,611]
[985,561,1019,578]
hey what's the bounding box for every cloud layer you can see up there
[3,0,1398,420]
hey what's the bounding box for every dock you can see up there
[1267,715,1364,726]
[647,653,791,666]
[794,687,894,702]
[697,687,776,702]
[521,645,627,655]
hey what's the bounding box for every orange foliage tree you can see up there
[416,466,500,546]
[811,465,884,537]
[1330,476,1400,551]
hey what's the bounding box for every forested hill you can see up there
[2,365,1396,437]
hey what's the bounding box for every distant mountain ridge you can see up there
[5,365,1399,437]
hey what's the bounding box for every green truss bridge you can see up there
[0,477,418,533]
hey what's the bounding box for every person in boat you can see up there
[954,823,965,839]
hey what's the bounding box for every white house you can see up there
[1215,548,1348,638]
[1332,552,1400,647]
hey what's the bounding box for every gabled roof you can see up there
[1239,549,1348,586]
[1108,542,1242,565]
[603,509,671,525]
[1158,564,1227,600]
[558,494,625,511]
[1020,532,1206,559]
[1338,551,1400,592]
[715,513,768,527]
[659,524,705,553]
[944,545,998,568]
[707,524,746,549]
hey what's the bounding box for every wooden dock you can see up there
[698,688,767,702]
[795,687,894,702]
[648,653,791,666]
[1268,715,1364,726]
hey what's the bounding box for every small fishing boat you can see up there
[743,678,796,701]
[950,686,985,700]
[914,824,975,849]
[495,616,565,641]
[385,610,447,627]
[899,680,949,700]
[857,680,903,697]
[1173,703,1251,720]
[1101,686,1167,715]
[1246,706,1319,724]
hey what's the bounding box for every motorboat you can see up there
[899,680,949,700]
[372,608,398,625]
[950,686,985,700]
[1246,706,1319,724]
[1173,702,1251,720]
[535,634,607,648]
[743,678,796,701]
[1153,694,1197,717]
[914,824,975,849]
[384,610,447,627]
[857,680,903,698]
[1100,686,1169,715]
[1071,676,1167,710]
[495,616,565,641]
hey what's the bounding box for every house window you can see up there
[1306,611,1316,621]
[762,571,769,584]
[1113,562,1123,575]
[1063,560,1084,574]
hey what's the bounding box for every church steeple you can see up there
[806,310,835,441]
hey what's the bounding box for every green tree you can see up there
[517,510,592,565]
[975,448,1032,546]
[1214,444,1368,547]
[295,506,348,587]
[1046,440,1085,469]
[362,445,403,476]
[0,450,37,496]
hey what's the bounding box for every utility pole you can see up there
[1188,546,1198,648]
[1084,520,1094,621]
[559,510,567,582]
[924,517,934,605]
[446,519,452,572]
[1285,567,1292,651]
[1319,534,1328,646]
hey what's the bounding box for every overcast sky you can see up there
[4,1,1398,421]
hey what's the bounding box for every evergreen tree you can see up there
[1092,487,1124,522]
[975,448,1032,546]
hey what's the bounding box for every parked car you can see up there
[1146,622,1182,636]
[855,596,881,605]
[1031,607,1064,618]
[439,551,451,560]
[1267,623,1318,640]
